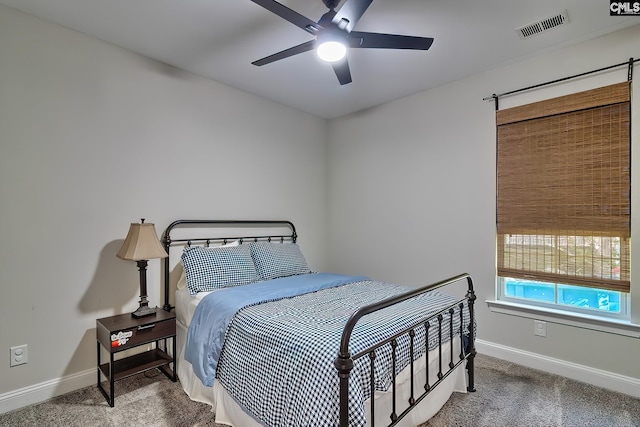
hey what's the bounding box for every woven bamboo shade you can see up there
[496,82,630,293]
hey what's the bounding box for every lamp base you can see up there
[131,305,157,318]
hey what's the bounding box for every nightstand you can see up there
[96,309,176,407]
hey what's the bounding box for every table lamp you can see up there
[116,219,168,318]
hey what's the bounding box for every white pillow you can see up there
[176,269,187,290]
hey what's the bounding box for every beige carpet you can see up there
[1,354,638,426]
[423,355,640,427]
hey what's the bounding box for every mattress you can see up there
[175,287,468,426]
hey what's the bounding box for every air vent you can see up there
[517,10,569,39]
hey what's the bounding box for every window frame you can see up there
[497,276,629,321]
[491,81,638,332]
[487,296,640,338]
[496,82,631,294]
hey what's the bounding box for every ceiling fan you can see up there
[249,0,434,85]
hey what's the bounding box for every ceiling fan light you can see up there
[316,41,347,62]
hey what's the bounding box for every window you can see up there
[496,82,631,318]
[501,277,625,317]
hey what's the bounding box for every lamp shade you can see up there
[116,220,168,261]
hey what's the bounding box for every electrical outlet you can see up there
[534,320,547,337]
[10,345,28,367]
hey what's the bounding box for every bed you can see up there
[161,220,477,427]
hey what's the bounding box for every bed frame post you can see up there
[162,228,172,312]
[465,275,477,392]
[334,353,354,427]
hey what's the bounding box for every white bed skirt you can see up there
[175,319,468,427]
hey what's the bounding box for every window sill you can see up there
[486,299,640,338]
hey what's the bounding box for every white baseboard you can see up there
[0,368,95,414]
[2,341,638,415]
[475,339,640,398]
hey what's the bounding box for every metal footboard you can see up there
[334,273,477,427]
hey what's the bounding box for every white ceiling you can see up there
[1,0,637,118]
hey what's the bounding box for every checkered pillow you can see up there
[181,245,260,295]
[250,242,311,280]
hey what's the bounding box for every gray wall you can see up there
[0,5,328,397]
[327,24,640,380]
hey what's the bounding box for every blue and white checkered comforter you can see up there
[186,273,471,427]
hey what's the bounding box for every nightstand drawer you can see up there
[108,319,175,351]
[96,310,177,354]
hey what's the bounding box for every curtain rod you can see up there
[483,56,637,106]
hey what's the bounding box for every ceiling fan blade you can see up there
[250,0,322,35]
[252,40,316,66]
[332,0,373,32]
[332,59,352,85]
[349,31,434,50]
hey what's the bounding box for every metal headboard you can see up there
[160,220,297,311]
